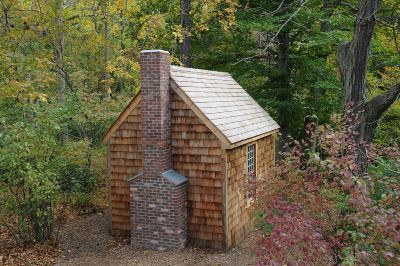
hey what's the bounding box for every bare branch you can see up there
[261,0,285,16]
[376,18,396,29]
[339,1,358,12]
[234,0,310,65]
[366,83,400,122]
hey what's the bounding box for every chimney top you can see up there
[140,49,169,54]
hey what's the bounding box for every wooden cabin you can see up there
[102,50,279,251]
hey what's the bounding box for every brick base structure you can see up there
[129,175,187,250]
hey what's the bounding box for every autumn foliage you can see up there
[256,113,400,265]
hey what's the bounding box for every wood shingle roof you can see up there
[103,65,279,148]
[170,66,279,147]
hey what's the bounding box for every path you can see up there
[55,214,258,266]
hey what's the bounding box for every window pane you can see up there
[247,144,255,174]
[247,144,256,201]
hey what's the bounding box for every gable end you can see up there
[170,79,232,149]
[103,93,141,144]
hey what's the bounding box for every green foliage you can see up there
[369,158,400,204]
[70,192,93,209]
[193,0,345,137]
[320,188,350,214]
[0,102,60,244]
[0,0,399,256]
[254,210,273,234]
[58,164,96,193]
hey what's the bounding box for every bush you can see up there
[0,117,59,244]
[56,141,107,213]
[58,165,96,193]
[57,140,96,194]
[256,114,400,265]
[70,192,92,209]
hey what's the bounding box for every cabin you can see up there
[102,50,279,251]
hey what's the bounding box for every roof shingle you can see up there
[170,66,279,145]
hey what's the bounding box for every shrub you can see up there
[0,119,59,244]
[58,164,96,193]
[57,140,96,194]
[256,114,400,265]
[70,192,92,209]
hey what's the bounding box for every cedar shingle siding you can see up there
[108,105,142,236]
[171,91,224,249]
[226,135,275,248]
[103,50,279,250]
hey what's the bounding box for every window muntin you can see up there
[247,144,256,201]
[247,144,255,174]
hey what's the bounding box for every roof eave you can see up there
[226,129,279,149]
[102,92,141,144]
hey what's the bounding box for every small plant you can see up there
[70,192,92,209]
[58,164,96,193]
[254,211,273,235]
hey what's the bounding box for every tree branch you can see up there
[261,0,286,16]
[366,83,400,121]
[51,64,74,91]
[324,0,343,11]
[234,0,310,65]
[339,1,358,12]
[375,18,396,29]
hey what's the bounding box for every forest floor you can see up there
[55,214,258,266]
[1,213,258,265]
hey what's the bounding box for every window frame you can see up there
[246,143,257,204]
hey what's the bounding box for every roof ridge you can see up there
[171,65,230,76]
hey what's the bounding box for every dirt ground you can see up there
[55,213,258,266]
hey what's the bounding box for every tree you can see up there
[336,0,400,172]
[102,0,111,98]
[194,0,343,140]
[180,0,191,66]
[53,0,66,103]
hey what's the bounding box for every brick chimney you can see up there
[129,50,187,250]
[140,50,172,174]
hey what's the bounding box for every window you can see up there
[247,144,256,202]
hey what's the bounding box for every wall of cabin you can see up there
[107,90,276,248]
[108,104,142,236]
[170,91,225,249]
[226,134,275,249]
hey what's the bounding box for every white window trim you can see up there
[246,143,256,206]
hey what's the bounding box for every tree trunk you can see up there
[275,31,291,153]
[276,31,290,135]
[180,0,191,67]
[336,0,400,173]
[55,0,67,143]
[116,5,126,93]
[103,1,111,98]
[56,0,66,104]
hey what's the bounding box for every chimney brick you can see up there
[130,50,187,250]
[140,50,171,175]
